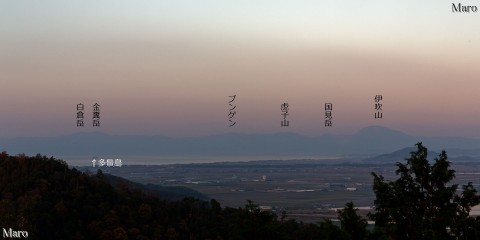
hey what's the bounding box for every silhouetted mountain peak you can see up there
[354,126,410,138]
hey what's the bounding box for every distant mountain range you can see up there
[362,147,480,163]
[1,126,480,160]
[362,147,437,163]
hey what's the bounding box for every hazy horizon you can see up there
[1,125,480,140]
[2,1,480,138]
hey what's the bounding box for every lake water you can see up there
[60,155,344,167]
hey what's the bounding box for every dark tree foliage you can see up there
[338,202,368,240]
[371,143,480,240]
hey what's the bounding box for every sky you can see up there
[1,0,480,138]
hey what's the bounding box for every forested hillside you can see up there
[0,152,346,239]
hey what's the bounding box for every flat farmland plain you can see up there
[90,160,480,222]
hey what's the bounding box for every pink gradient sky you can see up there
[1,1,480,138]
